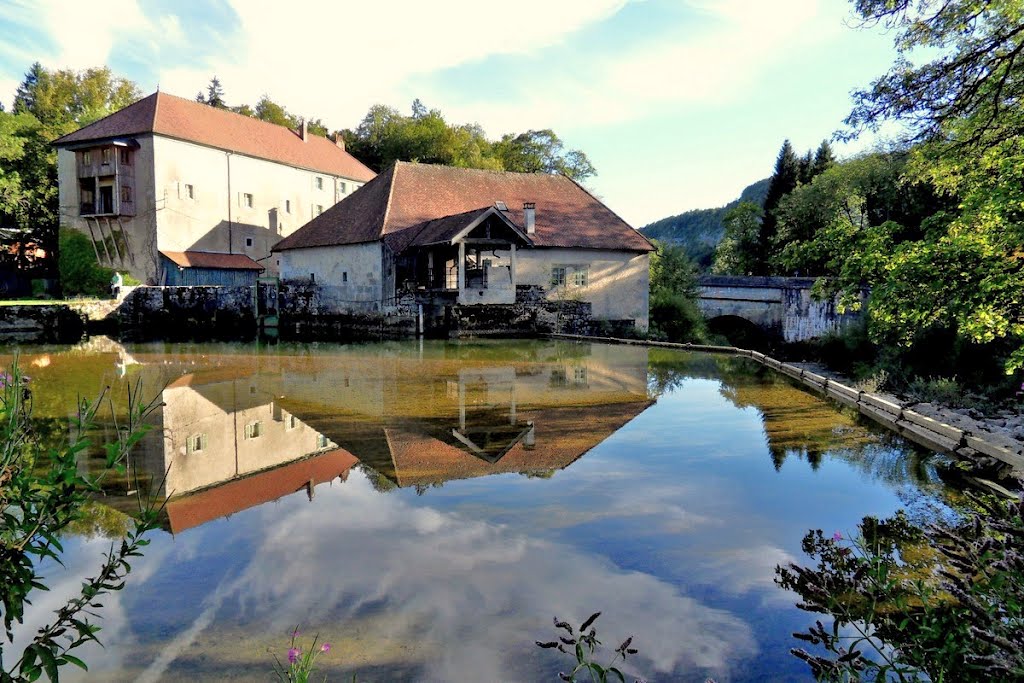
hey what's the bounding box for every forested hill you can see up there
[639,177,769,268]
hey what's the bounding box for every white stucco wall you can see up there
[517,248,650,330]
[152,135,366,279]
[278,242,383,312]
[58,133,367,284]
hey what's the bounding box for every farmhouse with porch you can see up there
[272,161,654,332]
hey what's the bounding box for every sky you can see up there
[0,0,900,227]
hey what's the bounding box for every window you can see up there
[287,415,298,430]
[184,183,194,199]
[243,193,254,208]
[315,204,324,216]
[574,366,588,384]
[245,237,254,248]
[574,267,589,287]
[244,421,263,439]
[120,186,132,203]
[550,266,566,287]
[317,434,330,449]
[119,148,131,165]
[284,199,291,214]
[315,176,324,190]
[340,182,347,194]
[186,433,207,454]
[82,151,92,165]
[342,271,348,283]
[101,148,112,164]
[98,186,114,214]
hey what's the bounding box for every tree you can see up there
[254,95,296,128]
[4,64,140,276]
[713,201,764,275]
[204,76,226,109]
[843,0,1024,153]
[648,241,706,342]
[492,129,597,182]
[812,140,835,176]
[754,140,800,274]
[833,0,1024,373]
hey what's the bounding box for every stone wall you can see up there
[117,286,256,341]
[0,305,86,343]
[449,285,592,336]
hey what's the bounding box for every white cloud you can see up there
[158,0,629,128]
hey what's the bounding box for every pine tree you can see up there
[811,140,835,177]
[12,62,45,115]
[205,77,226,108]
[755,140,800,274]
[798,149,814,184]
[196,91,206,104]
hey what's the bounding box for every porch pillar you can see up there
[457,241,466,300]
[510,243,516,289]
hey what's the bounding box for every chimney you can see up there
[334,132,345,151]
[523,202,536,234]
[299,118,308,142]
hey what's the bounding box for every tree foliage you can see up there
[1,64,141,276]
[712,201,764,275]
[648,241,706,343]
[341,101,596,181]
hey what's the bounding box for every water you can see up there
[10,338,953,682]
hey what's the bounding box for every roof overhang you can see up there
[57,136,144,150]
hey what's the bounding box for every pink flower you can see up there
[321,643,331,653]
[288,648,301,664]
[833,531,843,541]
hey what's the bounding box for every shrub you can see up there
[777,498,1024,681]
[58,229,114,298]
[649,293,706,343]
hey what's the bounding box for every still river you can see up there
[11,337,956,682]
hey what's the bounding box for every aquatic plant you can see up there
[271,627,341,683]
[535,612,643,682]
[0,361,162,681]
[777,500,1024,681]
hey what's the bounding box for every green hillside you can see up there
[640,178,769,268]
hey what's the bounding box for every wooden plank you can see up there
[900,410,965,445]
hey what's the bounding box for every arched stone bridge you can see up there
[696,275,862,343]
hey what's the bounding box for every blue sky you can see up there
[0,0,898,226]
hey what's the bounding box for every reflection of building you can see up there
[134,372,357,533]
[275,343,655,487]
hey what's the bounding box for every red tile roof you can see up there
[160,250,264,270]
[273,161,653,253]
[164,448,359,534]
[53,92,376,182]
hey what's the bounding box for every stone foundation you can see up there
[117,286,256,342]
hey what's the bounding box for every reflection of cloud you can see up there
[148,472,757,681]
[697,545,799,607]
[15,534,174,681]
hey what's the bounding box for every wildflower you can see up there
[291,628,301,638]
[287,648,300,664]
[321,643,331,653]
[833,531,843,541]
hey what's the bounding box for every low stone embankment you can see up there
[550,334,1024,489]
[0,305,85,343]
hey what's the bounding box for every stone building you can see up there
[272,161,654,330]
[53,91,375,285]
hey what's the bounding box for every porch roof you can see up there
[384,205,532,253]
[160,250,264,271]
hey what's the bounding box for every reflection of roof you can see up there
[384,401,653,487]
[53,92,376,181]
[160,250,264,270]
[164,448,358,534]
[273,161,654,252]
